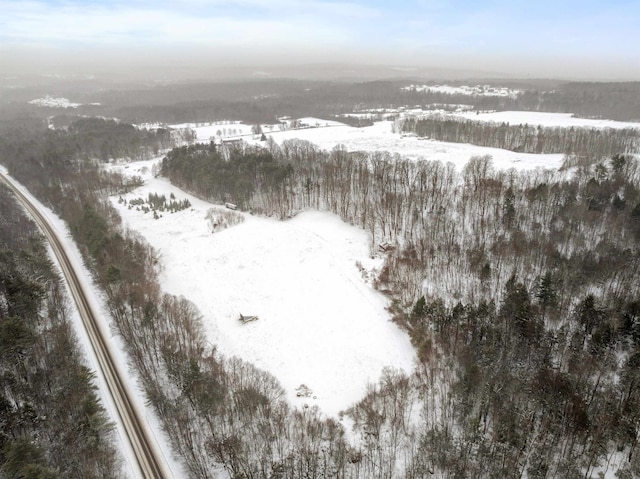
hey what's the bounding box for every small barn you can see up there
[238,314,258,324]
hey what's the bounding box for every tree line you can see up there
[400,115,640,161]
[534,82,640,122]
[66,117,172,161]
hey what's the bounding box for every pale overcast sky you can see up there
[1,0,639,79]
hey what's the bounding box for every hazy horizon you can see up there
[2,0,640,82]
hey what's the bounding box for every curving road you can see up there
[0,172,171,479]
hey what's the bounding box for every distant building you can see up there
[221,138,243,148]
[276,116,294,129]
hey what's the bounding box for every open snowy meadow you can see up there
[453,110,640,129]
[108,159,415,418]
[169,111,640,174]
[174,118,566,171]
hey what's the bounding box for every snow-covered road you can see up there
[0,167,184,479]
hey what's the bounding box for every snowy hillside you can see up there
[108,159,416,417]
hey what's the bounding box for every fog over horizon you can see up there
[2,0,640,82]
[3,48,639,83]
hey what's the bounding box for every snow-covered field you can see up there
[176,119,564,171]
[170,120,254,141]
[170,117,350,142]
[252,120,564,171]
[168,110,640,172]
[453,110,640,129]
[108,159,416,417]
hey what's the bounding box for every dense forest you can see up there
[499,82,640,122]
[1,97,640,477]
[0,185,121,478]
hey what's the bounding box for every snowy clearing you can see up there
[166,111,640,171]
[168,117,346,143]
[173,119,564,171]
[170,120,254,141]
[250,120,564,171]
[453,110,640,130]
[108,159,416,418]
